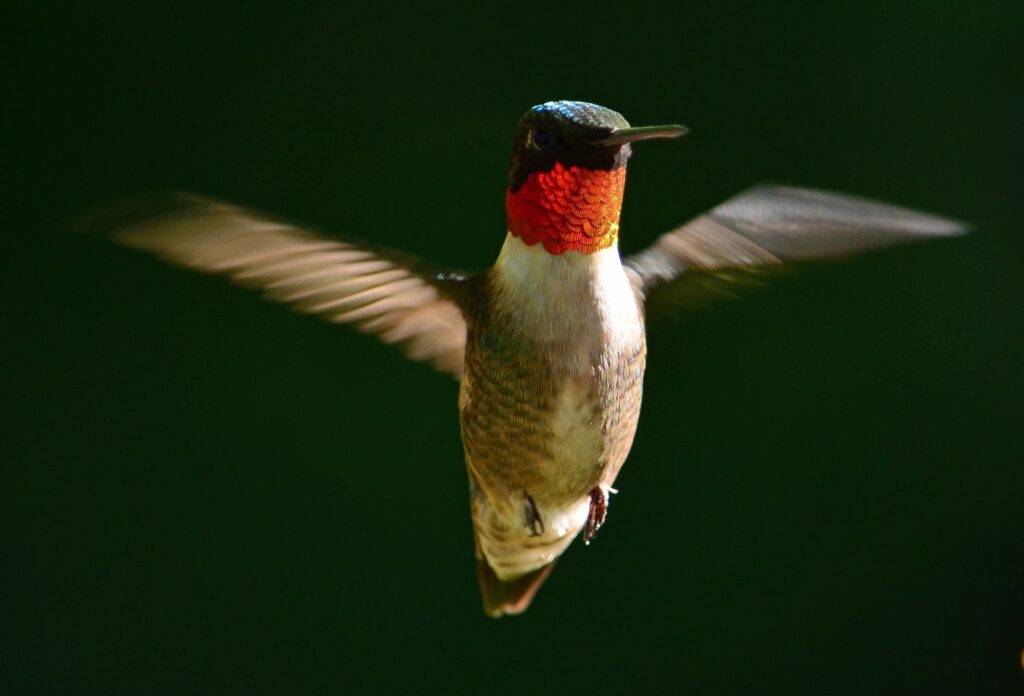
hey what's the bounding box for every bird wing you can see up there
[624,184,968,308]
[86,193,469,378]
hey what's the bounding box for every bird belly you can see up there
[460,343,645,579]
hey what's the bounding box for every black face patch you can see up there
[508,101,633,191]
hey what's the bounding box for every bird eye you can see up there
[531,128,552,150]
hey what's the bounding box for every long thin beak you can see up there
[589,124,689,146]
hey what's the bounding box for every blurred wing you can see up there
[625,184,968,308]
[86,194,470,377]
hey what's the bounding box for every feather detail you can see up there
[79,193,470,377]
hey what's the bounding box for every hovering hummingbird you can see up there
[90,100,966,617]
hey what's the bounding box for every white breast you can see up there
[493,233,643,361]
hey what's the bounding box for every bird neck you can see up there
[505,162,627,256]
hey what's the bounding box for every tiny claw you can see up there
[525,493,545,537]
[584,487,608,545]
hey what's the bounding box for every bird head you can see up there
[505,101,686,255]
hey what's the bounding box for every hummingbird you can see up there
[89,100,966,617]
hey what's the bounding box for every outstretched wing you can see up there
[624,185,968,307]
[84,193,470,377]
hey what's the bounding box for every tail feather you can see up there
[476,559,556,618]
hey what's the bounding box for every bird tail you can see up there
[476,558,556,618]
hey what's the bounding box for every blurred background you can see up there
[7,1,1023,693]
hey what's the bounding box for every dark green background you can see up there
[8,2,1023,693]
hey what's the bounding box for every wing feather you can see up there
[88,193,470,378]
[625,185,968,304]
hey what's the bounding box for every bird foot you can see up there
[524,493,544,537]
[584,487,608,545]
